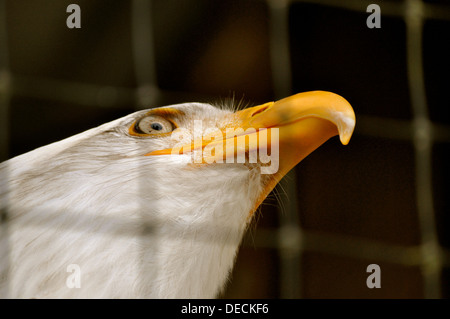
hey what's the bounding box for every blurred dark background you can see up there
[1,0,449,298]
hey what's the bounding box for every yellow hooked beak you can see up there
[148,91,355,214]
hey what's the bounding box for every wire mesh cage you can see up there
[1,0,450,298]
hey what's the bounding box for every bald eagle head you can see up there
[0,91,355,298]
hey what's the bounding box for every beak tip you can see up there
[340,136,351,145]
[337,113,356,146]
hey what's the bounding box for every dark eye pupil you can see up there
[151,123,163,131]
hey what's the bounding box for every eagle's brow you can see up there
[145,108,185,119]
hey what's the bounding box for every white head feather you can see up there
[0,103,267,298]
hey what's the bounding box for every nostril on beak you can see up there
[251,105,270,117]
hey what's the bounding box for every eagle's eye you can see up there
[135,115,174,135]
